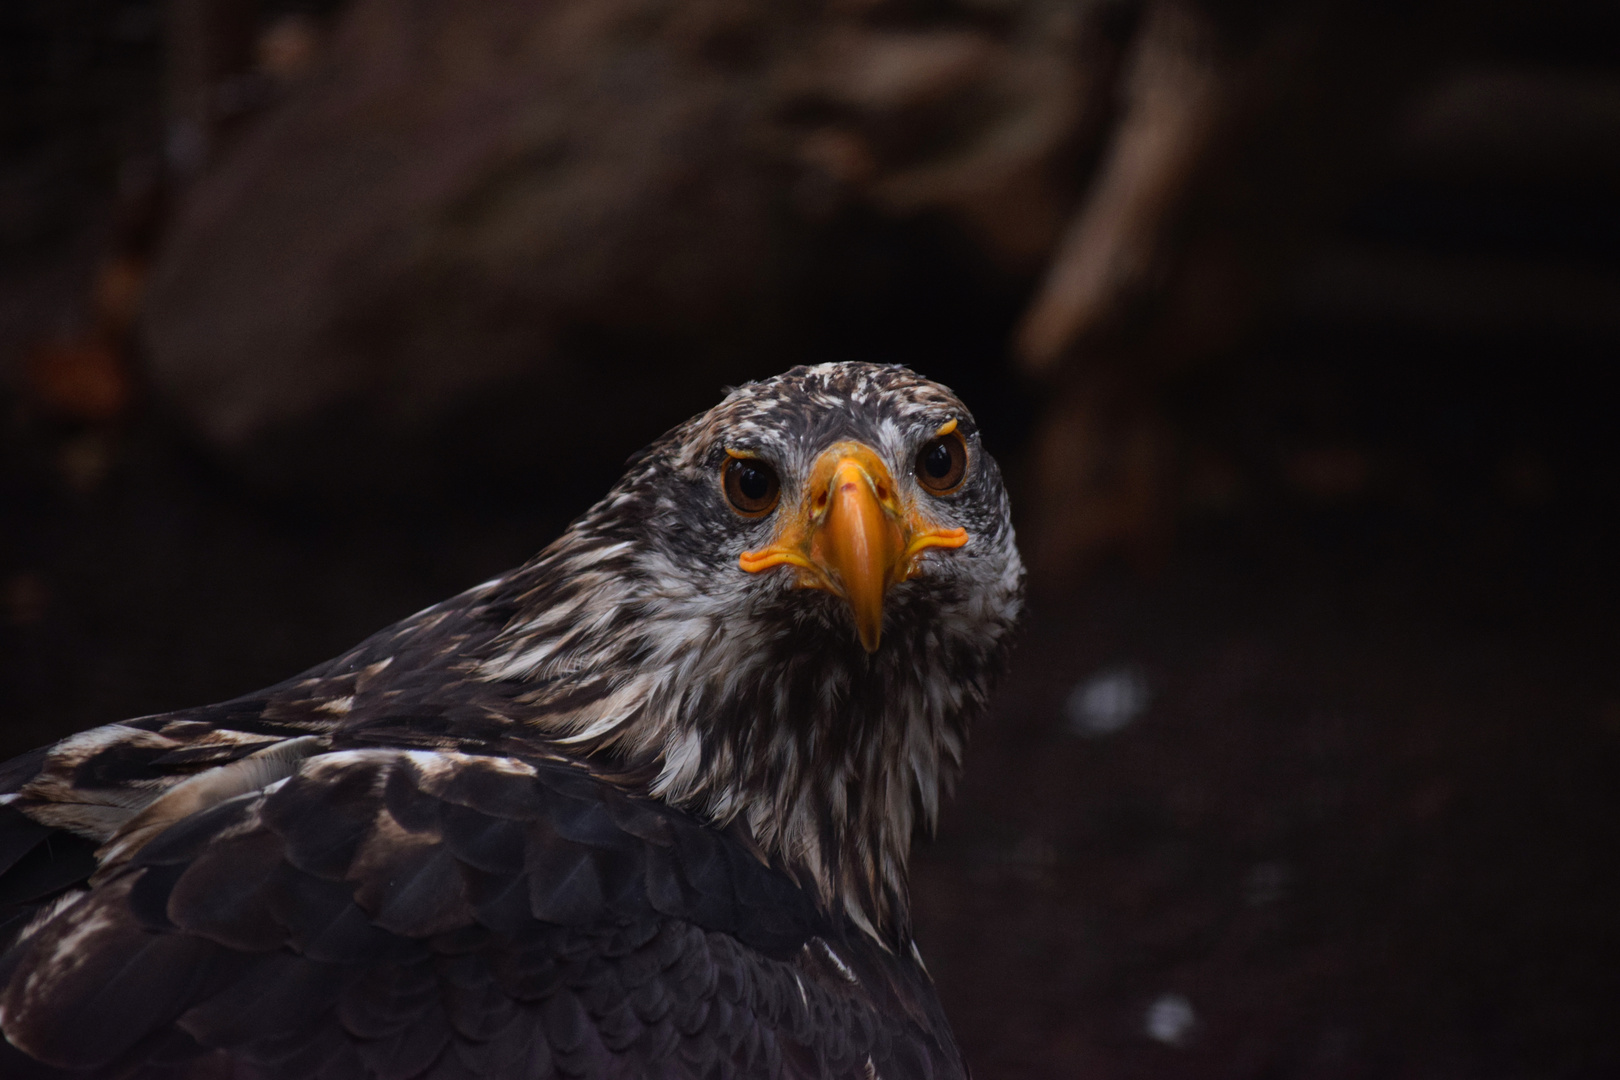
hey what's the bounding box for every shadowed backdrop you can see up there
[3,0,1618,1074]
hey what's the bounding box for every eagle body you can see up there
[0,364,1023,1079]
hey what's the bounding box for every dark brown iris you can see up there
[723,456,781,516]
[915,432,967,494]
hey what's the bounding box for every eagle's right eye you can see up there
[723,456,781,517]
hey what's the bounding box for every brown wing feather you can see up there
[0,747,963,1080]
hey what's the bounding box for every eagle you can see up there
[0,362,1024,1079]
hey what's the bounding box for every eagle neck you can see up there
[473,530,982,946]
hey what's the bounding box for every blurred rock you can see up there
[141,0,809,502]
[138,0,1100,505]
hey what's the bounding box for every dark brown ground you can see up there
[920,559,1620,1078]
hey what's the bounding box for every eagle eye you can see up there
[723,456,781,517]
[915,431,968,494]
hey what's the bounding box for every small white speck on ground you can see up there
[1144,993,1197,1046]
[1064,666,1152,737]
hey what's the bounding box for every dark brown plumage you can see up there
[0,363,1023,1079]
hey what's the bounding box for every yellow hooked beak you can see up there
[738,441,968,652]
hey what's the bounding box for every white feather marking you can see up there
[816,938,859,984]
[909,938,930,975]
[651,727,705,798]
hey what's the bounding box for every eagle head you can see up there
[474,362,1024,942]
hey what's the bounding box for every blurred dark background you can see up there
[3,0,1619,1074]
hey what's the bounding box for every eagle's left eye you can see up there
[723,457,781,517]
[916,431,968,494]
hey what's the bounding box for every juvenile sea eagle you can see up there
[0,362,1023,1079]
